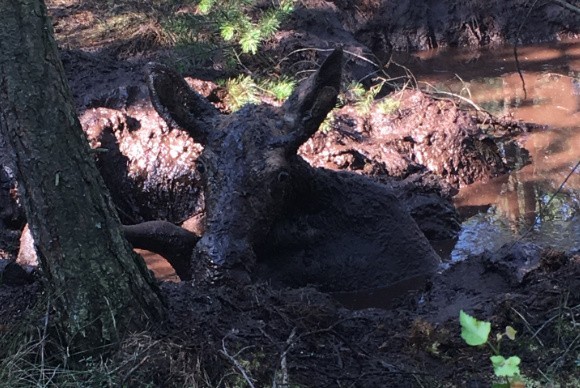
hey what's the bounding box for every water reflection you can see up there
[453,178,579,260]
[407,39,580,259]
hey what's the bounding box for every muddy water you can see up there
[338,41,579,309]
[136,249,180,282]
[403,39,580,261]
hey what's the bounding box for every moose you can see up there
[125,48,441,292]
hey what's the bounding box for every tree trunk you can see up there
[0,0,166,355]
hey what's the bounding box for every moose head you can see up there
[146,49,343,283]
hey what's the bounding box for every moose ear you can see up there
[145,63,219,144]
[277,48,342,151]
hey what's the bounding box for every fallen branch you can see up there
[552,0,580,14]
[220,333,256,388]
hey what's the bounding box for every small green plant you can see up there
[460,310,525,388]
[319,111,336,134]
[376,97,400,114]
[162,0,294,71]
[223,75,260,111]
[222,74,296,111]
[345,80,400,117]
[346,81,379,116]
[198,0,295,55]
[261,76,296,101]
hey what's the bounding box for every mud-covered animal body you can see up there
[146,49,440,291]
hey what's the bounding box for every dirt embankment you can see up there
[336,0,578,51]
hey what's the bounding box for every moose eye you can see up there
[277,171,290,183]
[196,161,206,174]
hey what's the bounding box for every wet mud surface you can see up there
[1,248,577,386]
[1,0,579,386]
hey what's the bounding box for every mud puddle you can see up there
[136,249,180,282]
[409,39,580,261]
[337,40,579,309]
[332,274,429,310]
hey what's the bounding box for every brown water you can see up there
[337,41,579,309]
[136,249,179,282]
[403,39,580,260]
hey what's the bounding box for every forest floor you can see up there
[0,1,579,386]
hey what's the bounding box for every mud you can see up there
[72,52,527,234]
[1,247,577,386]
[344,0,579,51]
[0,0,578,386]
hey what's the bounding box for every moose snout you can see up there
[193,234,256,282]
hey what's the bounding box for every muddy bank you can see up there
[2,244,576,386]
[121,247,580,386]
[67,49,528,225]
[340,0,579,51]
[304,90,530,187]
[221,0,580,80]
[46,1,579,88]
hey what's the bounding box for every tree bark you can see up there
[0,0,165,355]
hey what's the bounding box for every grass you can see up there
[45,0,408,117]
[0,330,213,387]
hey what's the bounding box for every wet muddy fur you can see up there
[145,49,440,291]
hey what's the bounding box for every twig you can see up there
[536,367,554,385]
[280,317,370,357]
[511,307,546,347]
[454,73,473,101]
[513,44,527,100]
[552,0,580,14]
[120,355,151,384]
[279,47,380,71]
[232,48,253,75]
[549,332,580,371]
[386,59,420,89]
[512,0,541,99]
[419,81,486,112]
[39,297,51,385]
[514,159,580,243]
[277,327,296,387]
[220,333,256,388]
[513,303,580,350]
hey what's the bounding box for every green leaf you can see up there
[347,82,366,99]
[319,112,336,134]
[265,77,295,101]
[505,326,517,341]
[225,75,259,111]
[259,11,281,38]
[279,0,295,13]
[459,310,491,346]
[490,355,521,377]
[376,98,400,115]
